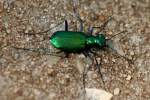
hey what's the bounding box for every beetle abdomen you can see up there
[50,31,87,52]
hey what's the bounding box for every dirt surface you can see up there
[0,0,150,100]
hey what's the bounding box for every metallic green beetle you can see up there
[50,31,106,52]
[50,20,108,53]
[49,19,115,87]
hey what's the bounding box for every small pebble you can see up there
[78,54,85,58]
[114,88,120,95]
[25,25,32,33]
[130,51,135,56]
[34,89,41,95]
[112,58,116,62]
[107,31,113,35]
[6,29,11,33]
[47,68,54,75]
[126,75,132,81]
[86,88,113,100]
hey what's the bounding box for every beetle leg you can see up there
[65,20,68,31]
[12,46,63,57]
[88,26,93,35]
[94,55,106,89]
[82,51,92,88]
[89,50,106,89]
[83,50,106,89]
[79,19,84,32]
[88,16,113,35]
[98,16,113,33]
[73,7,83,32]
[88,26,104,35]
[72,0,83,32]
[23,20,65,36]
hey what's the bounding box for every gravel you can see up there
[0,0,150,100]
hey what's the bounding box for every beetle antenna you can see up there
[89,16,113,35]
[107,30,127,40]
[98,16,113,33]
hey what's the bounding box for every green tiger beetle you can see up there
[13,1,133,90]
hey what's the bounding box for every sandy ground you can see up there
[0,0,150,100]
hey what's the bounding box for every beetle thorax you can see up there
[86,34,106,47]
[86,36,97,46]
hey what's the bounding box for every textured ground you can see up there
[0,0,150,100]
